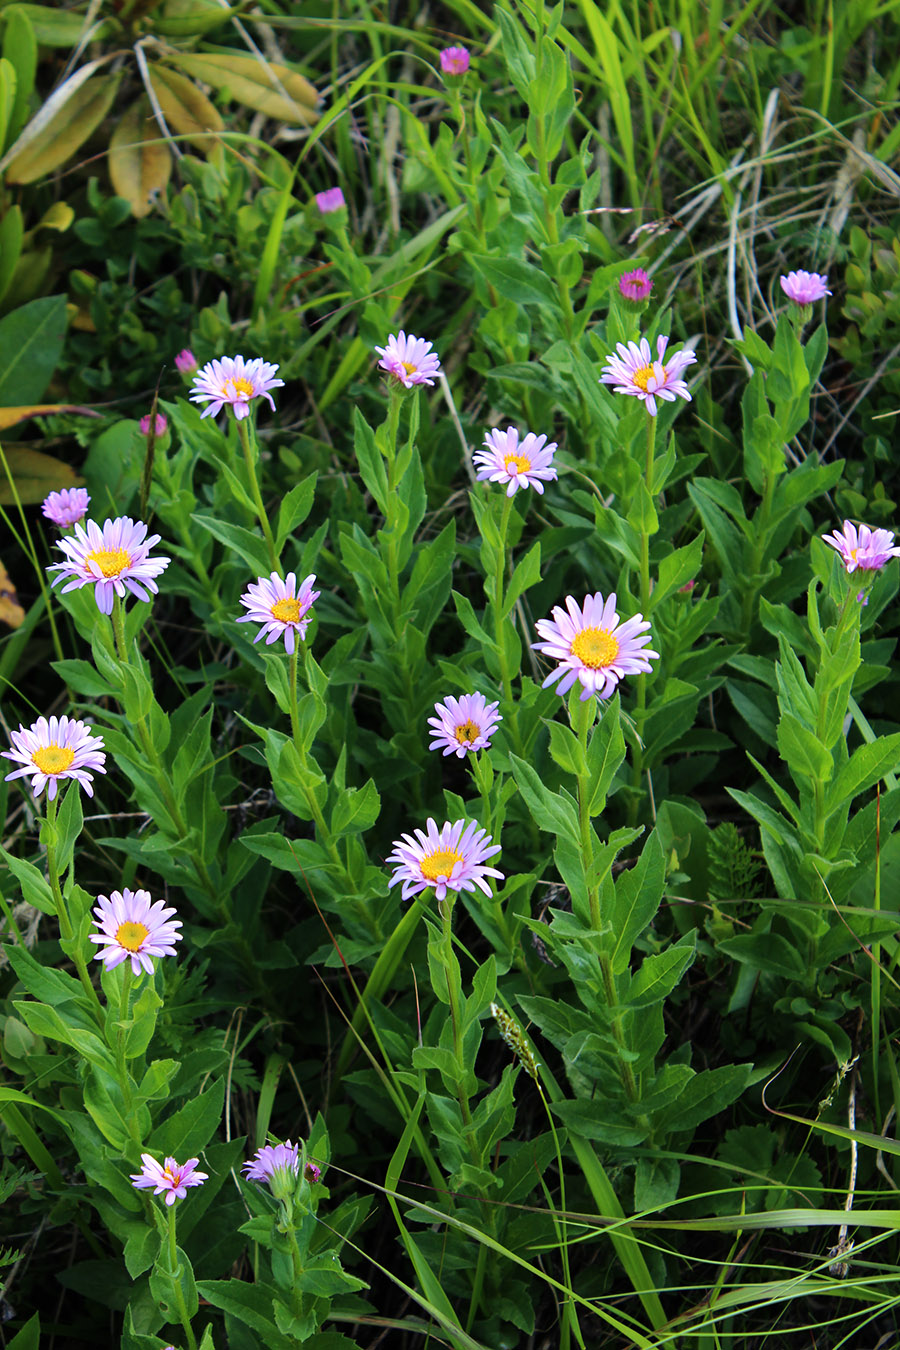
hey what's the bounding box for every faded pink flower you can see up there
[42,488,90,528]
[316,187,346,214]
[88,888,182,976]
[428,693,502,758]
[175,349,198,374]
[3,714,106,802]
[473,427,558,496]
[780,271,831,305]
[237,572,319,655]
[190,354,284,421]
[533,591,659,702]
[822,520,900,574]
[374,331,442,388]
[387,818,503,903]
[139,412,167,436]
[440,46,471,75]
[130,1155,207,1206]
[48,516,170,614]
[619,268,652,302]
[600,334,696,417]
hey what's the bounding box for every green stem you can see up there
[442,898,473,1129]
[167,1204,198,1350]
[630,414,658,812]
[288,646,301,747]
[492,494,515,704]
[236,415,279,572]
[43,796,103,1020]
[112,964,140,1140]
[741,466,777,639]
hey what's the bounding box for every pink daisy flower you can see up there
[88,888,183,976]
[428,693,502,757]
[237,572,319,655]
[189,354,285,421]
[619,268,652,302]
[374,331,442,388]
[242,1140,299,1200]
[139,412,167,436]
[42,488,90,528]
[532,591,659,702]
[600,334,697,417]
[440,46,471,75]
[780,271,831,305]
[130,1154,207,1206]
[316,187,346,214]
[3,715,106,802]
[48,517,170,615]
[473,427,559,497]
[175,349,197,374]
[387,818,503,903]
[822,520,900,574]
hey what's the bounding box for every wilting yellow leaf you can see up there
[0,558,25,629]
[35,202,75,233]
[109,98,172,218]
[6,72,121,184]
[0,404,95,431]
[0,443,87,505]
[146,64,224,152]
[169,53,318,126]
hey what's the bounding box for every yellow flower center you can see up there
[454,719,480,745]
[224,376,255,399]
[115,920,150,952]
[504,454,532,474]
[571,626,620,669]
[420,848,464,881]
[31,744,75,775]
[849,548,857,562]
[271,597,301,623]
[85,547,130,578]
[401,361,418,376]
[631,364,656,392]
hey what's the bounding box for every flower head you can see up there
[189,354,284,421]
[619,268,652,303]
[374,331,442,388]
[48,517,170,615]
[42,488,90,529]
[305,1160,321,1184]
[822,520,900,574]
[387,818,503,903]
[139,412,167,436]
[242,1140,300,1198]
[130,1154,207,1206]
[237,572,319,655]
[88,888,182,976]
[473,427,558,497]
[780,270,831,305]
[533,591,659,702]
[316,187,346,214]
[428,693,502,758]
[3,715,106,802]
[440,45,471,75]
[600,335,696,417]
[175,348,198,374]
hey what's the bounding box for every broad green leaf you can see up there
[625,935,696,1008]
[0,294,67,407]
[776,712,832,783]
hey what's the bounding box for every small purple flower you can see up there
[374,331,442,388]
[600,334,697,417]
[780,270,831,305]
[42,488,90,529]
[822,520,900,574]
[88,888,183,976]
[130,1154,207,1206]
[237,572,319,655]
[3,715,106,802]
[175,349,198,374]
[190,354,285,421]
[48,516,170,615]
[440,46,471,76]
[242,1141,299,1198]
[305,1160,321,1184]
[387,818,503,903]
[428,693,502,758]
[139,412,167,436]
[619,268,652,303]
[316,187,346,214]
[473,426,558,496]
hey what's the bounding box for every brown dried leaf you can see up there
[169,53,318,126]
[146,63,224,152]
[0,444,85,504]
[109,98,172,218]
[6,72,122,184]
[0,558,24,629]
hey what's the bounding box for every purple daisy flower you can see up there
[473,427,559,497]
[374,331,442,388]
[600,334,697,417]
[780,270,831,305]
[130,1154,207,1206]
[387,818,503,903]
[822,520,900,574]
[532,591,659,702]
[428,693,502,757]
[48,517,170,615]
[242,1140,300,1200]
[440,46,471,75]
[88,888,182,976]
[237,572,319,655]
[619,268,652,302]
[189,354,285,421]
[316,187,346,214]
[42,488,90,529]
[3,715,106,802]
